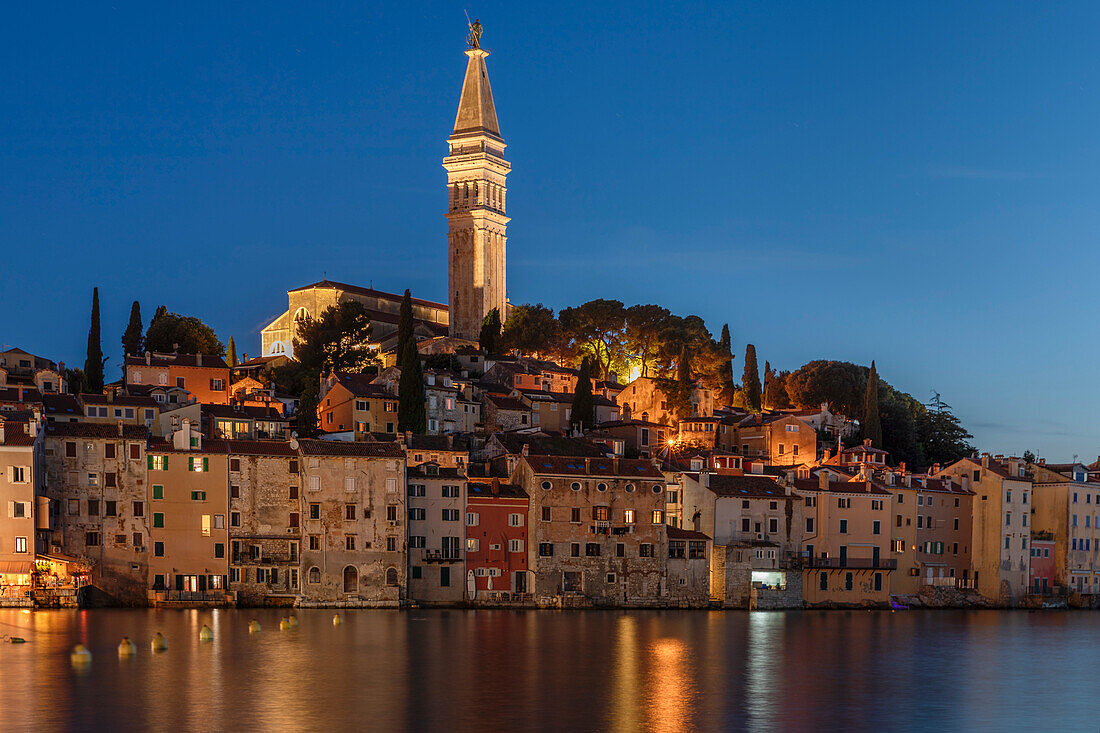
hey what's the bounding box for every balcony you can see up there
[422,549,461,563]
[805,557,897,570]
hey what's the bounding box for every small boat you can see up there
[891,601,909,611]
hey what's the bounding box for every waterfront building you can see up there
[515,455,668,607]
[406,462,466,603]
[297,439,407,606]
[937,455,1031,604]
[665,525,712,607]
[42,421,150,603]
[0,420,41,605]
[227,440,301,606]
[792,473,894,607]
[883,474,975,595]
[464,478,529,599]
[146,421,231,601]
[1029,535,1056,594]
[1027,460,1100,596]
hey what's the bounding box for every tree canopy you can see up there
[863,360,882,448]
[559,299,628,382]
[144,307,224,355]
[570,356,595,432]
[292,301,376,376]
[479,308,502,354]
[398,338,427,434]
[501,303,565,360]
[396,290,414,367]
[84,287,104,393]
[122,301,143,361]
[742,344,761,413]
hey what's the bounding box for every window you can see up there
[768,518,778,533]
[541,506,551,522]
[345,535,356,551]
[570,482,581,491]
[806,517,815,533]
[508,539,524,552]
[65,442,77,458]
[442,508,459,522]
[839,519,848,534]
[872,520,880,535]
[570,543,581,557]
[652,510,664,524]
[408,507,425,521]
[87,473,98,487]
[188,457,208,473]
[105,443,116,459]
[152,484,164,500]
[346,504,357,521]
[640,544,654,558]
[466,538,480,553]
[874,573,882,591]
[689,541,706,559]
[14,537,27,553]
[442,485,460,498]
[845,572,854,591]
[541,480,553,490]
[624,509,635,524]
[570,508,581,523]
[387,505,399,522]
[1006,512,1012,526]
[509,513,524,527]
[230,512,241,527]
[386,537,396,552]
[585,543,601,557]
[891,539,904,553]
[309,503,320,520]
[592,506,610,522]
[819,572,828,591]
[191,491,206,501]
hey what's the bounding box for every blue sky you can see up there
[3,2,1099,460]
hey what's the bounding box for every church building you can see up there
[261,29,510,356]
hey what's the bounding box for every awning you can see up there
[0,561,33,575]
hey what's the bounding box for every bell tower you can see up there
[444,26,510,340]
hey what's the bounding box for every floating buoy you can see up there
[151,632,168,652]
[279,617,290,631]
[8,637,26,644]
[71,644,92,666]
[287,616,299,628]
[199,624,213,642]
[118,637,137,657]
[248,620,262,634]
[332,613,342,626]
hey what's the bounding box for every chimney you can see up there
[702,472,710,489]
[117,421,124,437]
[981,454,990,468]
[819,471,829,490]
[521,443,529,457]
[196,353,202,367]
[173,343,179,354]
[584,458,591,473]
[28,418,38,438]
[404,430,412,447]
[863,438,871,448]
[491,477,500,495]
[1039,458,1046,466]
[242,353,248,363]
[932,462,941,475]
[612,457,619,474]
[899,461,906,475]
[823,448,832,462]
[904,474,911,488]
[961,474,969,491]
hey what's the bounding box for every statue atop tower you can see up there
[444,22,510,341]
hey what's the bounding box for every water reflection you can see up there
[2,609,1099,730]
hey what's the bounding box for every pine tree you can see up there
[85,287,105,393]
[863,360,882,448]
[718,323,735,406]
[571,357,595,432]
[479,308,502,354]
[742,344,761,413]
[677,345,692,385]
[227,336,238,367]
[397,338,427,434]
[396,290,413,367]
[122,301,143,360]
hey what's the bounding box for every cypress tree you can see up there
[742,344,761,413]
[227,336,238,367]
[677,344,691,385]
[396,290,413,367]
[570,357,594,432]
[397,337,427,434]
[85,287,104,393]
[718,323,735,406]
[479,308,502,354]
[863,360,882,448]
[122,301,143,359]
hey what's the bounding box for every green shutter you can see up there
[203,457,209,472]
[147,455,153,470]
[163,456,167,470]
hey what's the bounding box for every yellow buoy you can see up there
[287,616,299,628]
[199,624,214,642]
[151,632,168,652]
[118,637,137,657]
[248,620,262,634]
[70,644,92,666]
[332,613,342,626]
[279,617,291,631]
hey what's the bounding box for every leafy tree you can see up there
[1022,449,1037,464]
[293,301,376,376]
[677,345,692,386]
[742,344,761,413]
[122,301,143,360]
[785,361,866,417]
[144,307,224,355]
[570,357,595,432]
[763,362,792,410]
[559,299,628,381]
[479,308,502,354]
[501,303,561,357]
[65,367,88,396]
[863,360,882,448]
[918,392,975,466]
[716,324,735,406]
[226,336,238,368]
[654,315,712,379]
[624,304,671,378]
[396,290,414,367]
[84,287,105,393]
[398,338,427,434]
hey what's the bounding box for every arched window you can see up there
[385,567,399,586]
[308,566,320,584]
[269,341,286,356]
[343,565,358,593]
[294,307,310,322]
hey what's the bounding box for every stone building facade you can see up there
[406,463,466,604]
[297,440,407,606]
[42,421,149,604]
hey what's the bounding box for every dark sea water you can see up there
[0,608,1096,732]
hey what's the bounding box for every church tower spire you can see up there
[444,24,510,341]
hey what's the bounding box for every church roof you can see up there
[287,280,448,312]
[452,49,501,138]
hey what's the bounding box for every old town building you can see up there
[0,420,41,605]
[297,440,407,606]
[884,474,975,595]
[1027,461,1100,596]
[125,352,231,405]
[406,462,466,604]
[514,455,668,607]
[735,413,816,466]
[42,421,149,604]
[465,478,529,599]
